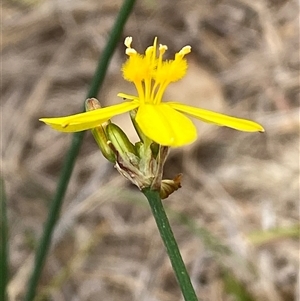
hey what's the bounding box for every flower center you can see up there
[122,37,191,105]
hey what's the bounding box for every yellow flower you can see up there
[40,37,264,147]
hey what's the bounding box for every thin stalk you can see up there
[0,179,9,301]
[24,1,136,300]
[142,187,200,301]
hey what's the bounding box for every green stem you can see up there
[142,187,199,301]
[0,179,9,301]
[24,1,136,300]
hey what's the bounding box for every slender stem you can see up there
[24,1,136,300]
[142,187,199,301]
[0,179,9,301]
[24,132,83,301]
[87,2,135,99]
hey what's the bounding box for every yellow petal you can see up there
[135,103,197,147]
[168,102,265,132]
[40,101,139,132]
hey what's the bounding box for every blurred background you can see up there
[2,0,299,300]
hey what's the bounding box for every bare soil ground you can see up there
[2,0,299,300]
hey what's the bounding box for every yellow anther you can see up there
[176,46,192,59]
[159,44,168,55]
[125,48,137,56]
[145,45,154,57]
[124,36,133,48]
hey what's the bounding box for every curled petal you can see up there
[168,102,264,132]
[40,101,139,132]
[135,103,197,147]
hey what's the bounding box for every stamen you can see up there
[176,46,191,59]
[159,44,168,55]
[125,48,137,56]
[145,46,154,58]
[124,36,133,48]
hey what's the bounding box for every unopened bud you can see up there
[85,98,116,162]
[85,98,102,111]
[129,109,148,143]
[106,123,138,163]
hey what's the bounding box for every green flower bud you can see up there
[85,98,116,162]
[106,123,138,165]
[85,98,101,111]
[129,109,147,142]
